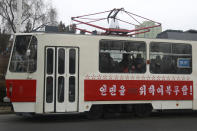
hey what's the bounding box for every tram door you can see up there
[44,47,78,113]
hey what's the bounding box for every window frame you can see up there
[46,48,54,75]
[58,48,65,74]
[149,41,192,74]
[99,39,147,74]
[9,35,38,73]
[69,48,76,74]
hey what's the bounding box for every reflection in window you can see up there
[46,77,53,103]
[69,49,76,74]
[58,76,64,103]
[9,35,37,72]
[69,76,75,102]
[47,48,54,74]
[150,42,192,74]
[28,36,37,73]
[58,48,65,74]
[99,40,146,73]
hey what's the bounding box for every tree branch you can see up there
[21,1,31,24]
[1,1,10,20]
[0,3,8,20]
[5,0,15,32]
[21,14,31,24]
[8,0,15,23]
[32,22,50,32]
[0,0,57,33]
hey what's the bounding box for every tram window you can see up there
[28,36,37,73]
[99,39,146,73]
[9,35,37,72]
[69,76,75,102]
[58,76,64,103]
[69,49,76,74]
[46,76,53,103]
[150,42,192,74]
[58,48,65,74]
[47,48,54,74]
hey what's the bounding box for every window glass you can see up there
[9,35,37,72]
[99,39,146,73]
[58,76,64,103]
[172,43,191,54]
[46,76,53,103]
[28,36,37,73]
[69,76,75,102]
[150,42,192,74]
[47,48,54,74]
[58,48,65,74]
[69,49,76,74]
[150,42,171,53]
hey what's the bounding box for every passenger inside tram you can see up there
[119,53,131,73]
[119,53,145,73]
[134,54,145,73]
[154,55,162,73]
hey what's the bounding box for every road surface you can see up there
[0,111,197,131]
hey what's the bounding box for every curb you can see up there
[0,106,13,114]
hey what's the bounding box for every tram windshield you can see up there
[9,35,37,73]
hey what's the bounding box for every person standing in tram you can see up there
[119,53,134,73]
[134,54,144,73]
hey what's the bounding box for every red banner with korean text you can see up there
[84,80,193,101]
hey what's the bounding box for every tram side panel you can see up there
[80,38,196,112]
[5,34,197,113]
[192,42,197,110]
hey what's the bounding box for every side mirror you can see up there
[26,49,31,56]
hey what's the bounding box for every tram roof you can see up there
[14,32,197,44]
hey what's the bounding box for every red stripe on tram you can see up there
[6,79,36,102]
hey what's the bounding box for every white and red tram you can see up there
[5,33,197,117]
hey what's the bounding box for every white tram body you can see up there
[5,33,197,115]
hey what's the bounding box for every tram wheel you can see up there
[86,105,103,119]
[134,104,153,118]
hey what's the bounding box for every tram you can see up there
[4,33,196,118]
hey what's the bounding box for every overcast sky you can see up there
[50,0,197,31]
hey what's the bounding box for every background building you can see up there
[157,29,197,41]
[135,21,162,38]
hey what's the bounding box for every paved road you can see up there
[0,111,197,131]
